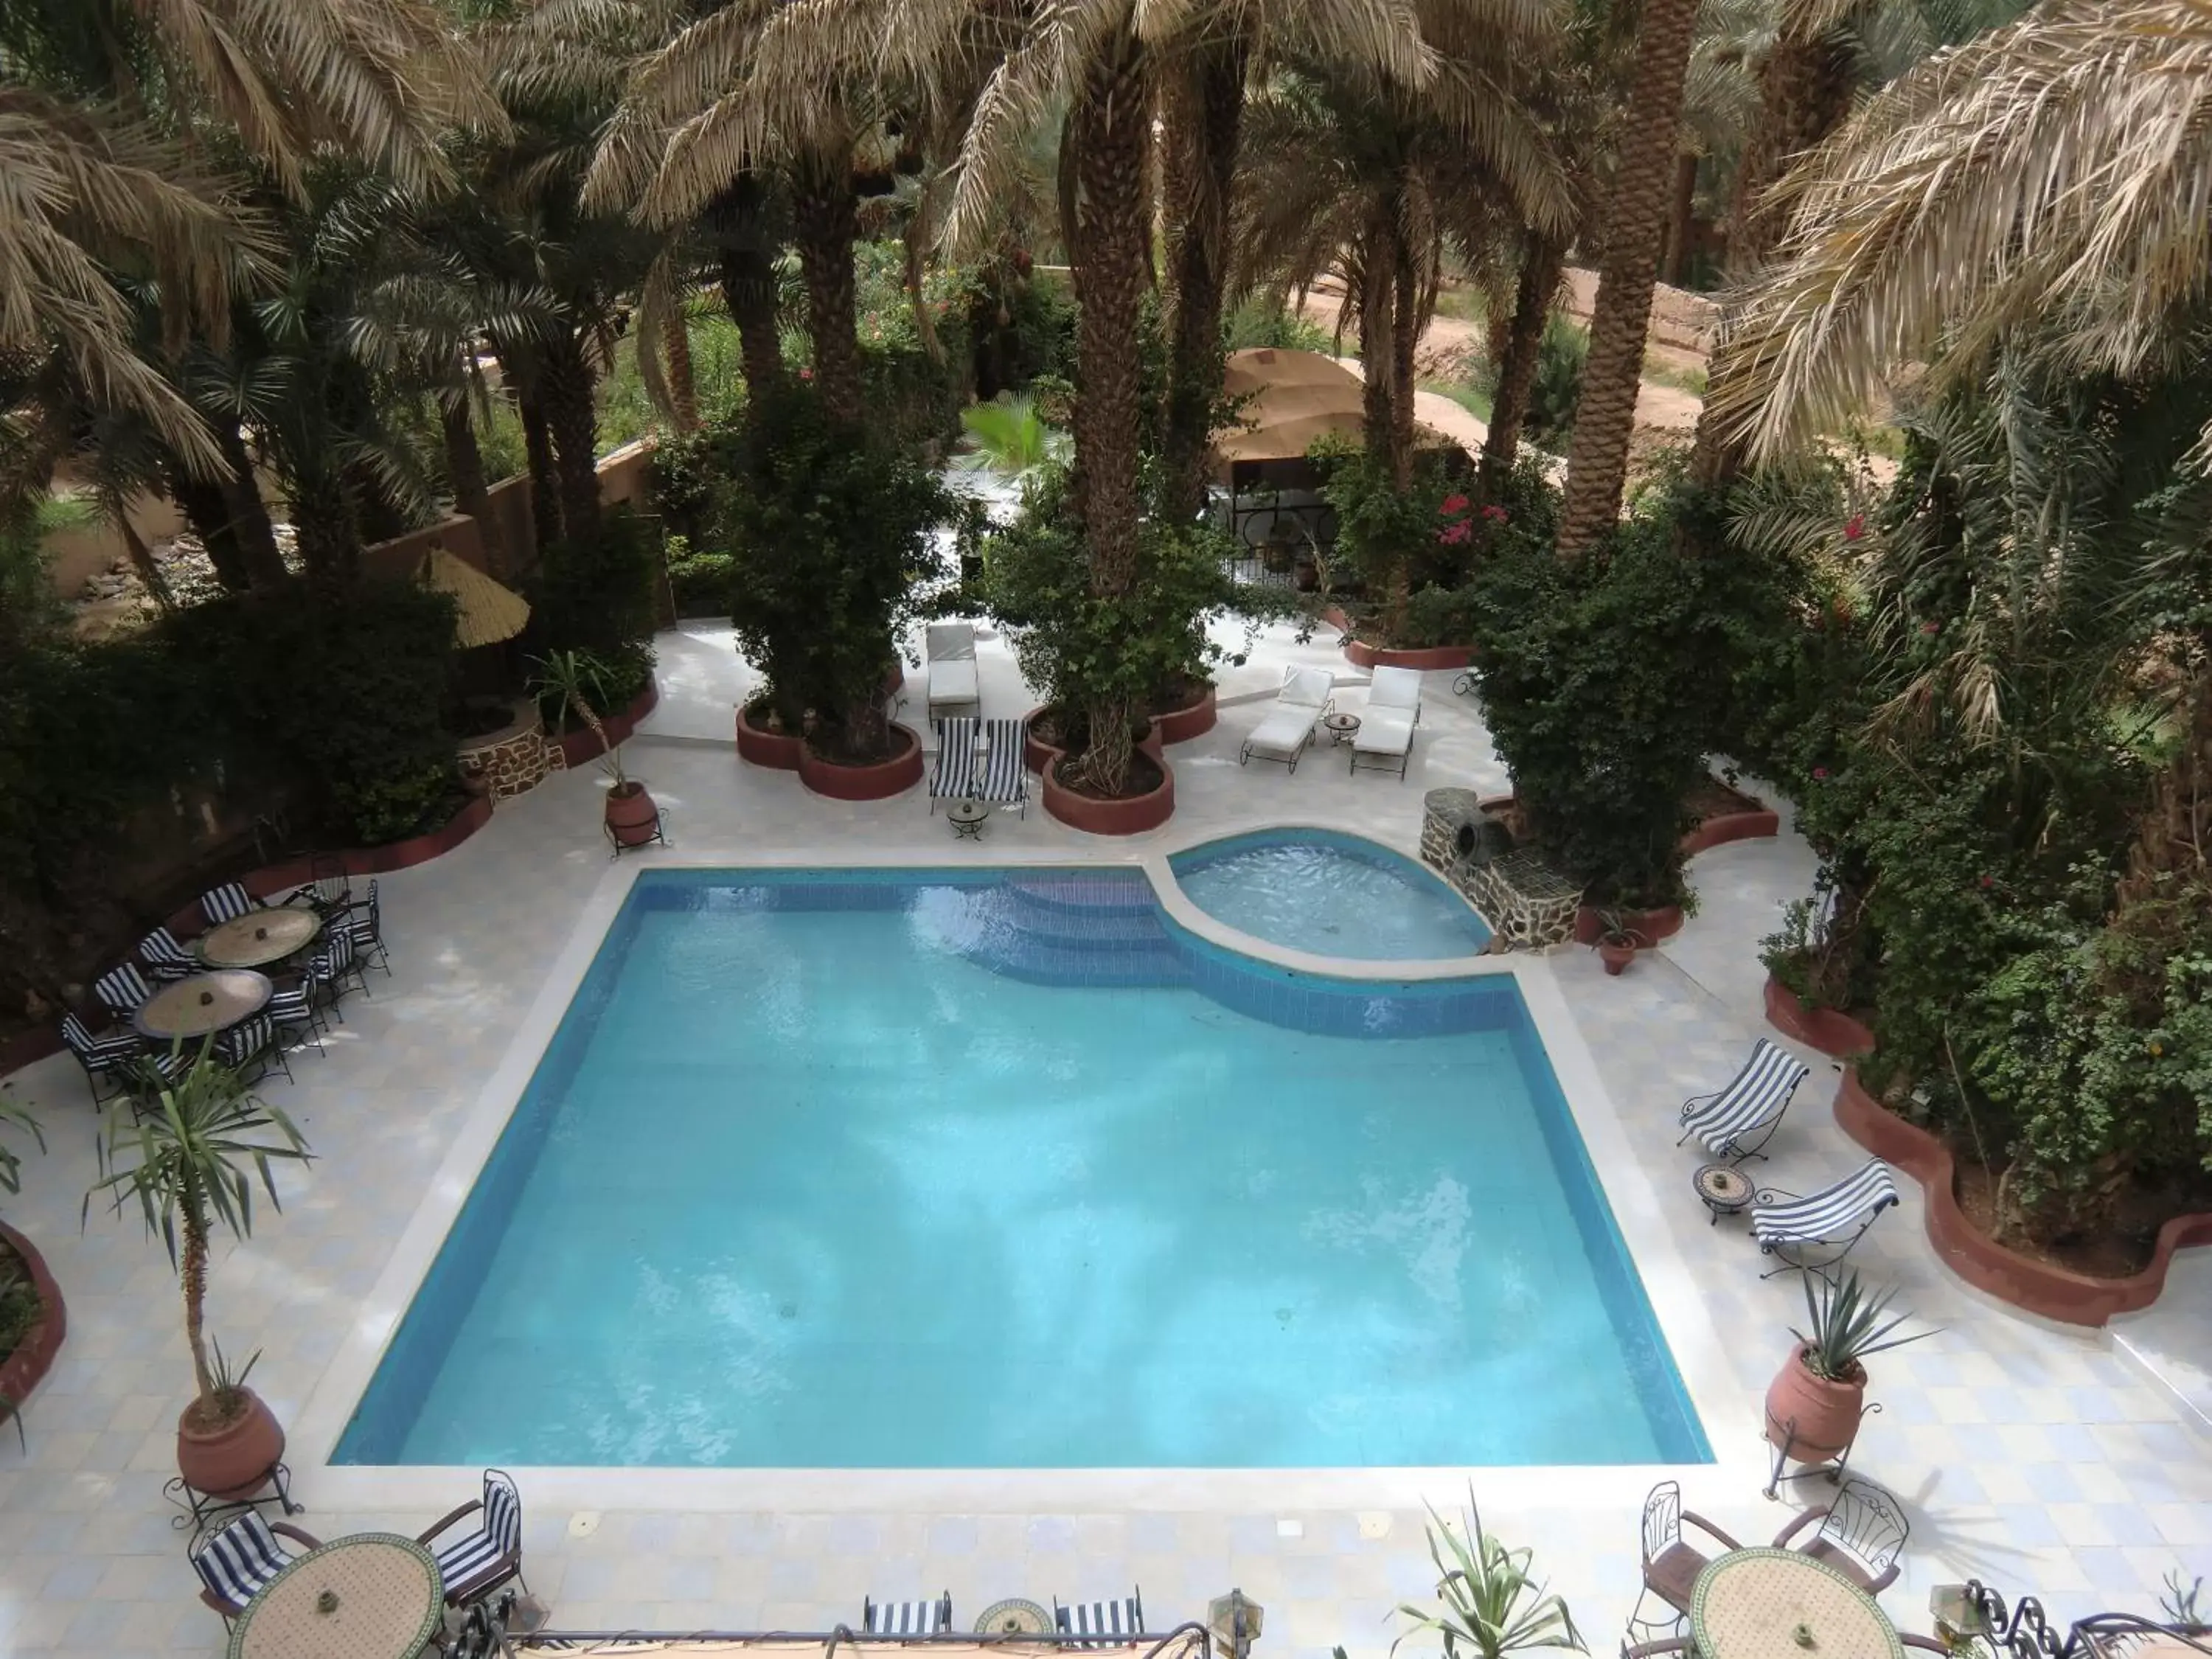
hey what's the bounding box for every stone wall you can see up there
[1419,787,1583,950]
[457,707,554,803]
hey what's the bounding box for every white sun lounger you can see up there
[926,622,979,719]
[1351,665,1422,778]
[1239,666,1334,772]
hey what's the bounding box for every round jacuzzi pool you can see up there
[1169,828,1492,959]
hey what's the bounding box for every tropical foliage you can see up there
[1392,1493,1585,1659]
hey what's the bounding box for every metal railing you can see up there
[508,1621,1215,1659]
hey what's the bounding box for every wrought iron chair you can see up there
[198,881,258,928]
[1630,1480,1746,1643]
[58,1012,145,1104]
[1772,1478,1910,1593]
[136,925,199,983]
[419,1468,527,1606]
[189,1511,323,1622]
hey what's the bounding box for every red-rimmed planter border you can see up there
[1680,807,1781,858]
[552,677,661,769]
[1323,607,1475,672]
[1764,974,1875,1059]
[735,703,804,771]
[1573,903,1683,945]
[796,723,924,801]
[1833,1068,2212,1326]
[0,1221,66,1411]
[1150,683,1218,745]
[1042,754,1175,836]
[1023,706,1164,776]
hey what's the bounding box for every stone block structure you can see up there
[1419,787,1583,950]
[457,706,555,803]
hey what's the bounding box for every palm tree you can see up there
[1708,0,2212,465]
[88,1046,310,1430]
[1556,0,1703,557]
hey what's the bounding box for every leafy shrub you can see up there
[1523,315,1587,451]
[533,507,660,669]
[663,535,735,618]
[1224,296,1334,354]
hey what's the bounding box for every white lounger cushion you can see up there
[1354,706,1416,757]
[927,622,980,711]
[1366,665,1423,712]
[1245,667,1333,759]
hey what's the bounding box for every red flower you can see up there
[1812,767,1829,781]
[1920,619,1940,636]
[1843,513,1866,541]
[1438,521,1472,546]
[1979,874,1994,889]
[799,366,813,380]
[1440,493,1470,515]
[1481,504,1509,522]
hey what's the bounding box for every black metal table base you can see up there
[164,1461,302,1537]
[1764,1403,1880,1498]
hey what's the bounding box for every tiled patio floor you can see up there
[0,619,2205,1658]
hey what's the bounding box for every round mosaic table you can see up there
[1323,712,1362,747]
[977,1599,1054,1636]
[947,798,990,840]
[227,1532,443,1659]
[133,970,273,1042]
[1695,1162,1755,1222]
[198,907,321,969]
[1692,1548,1902,1659]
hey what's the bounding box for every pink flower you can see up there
[1440,493,1470,515]
[1812,767,1829,781]
[1481,504,1509,523]
[1438,521,1472,545]
[1843,513,1866,542]
[1920,620,1939,636]
[1979,874,1994,889]
[799,366,813,380]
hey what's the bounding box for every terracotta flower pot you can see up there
[1764,1345,1865,1461]
[1598,941,1637,976]
[603,780,660,846]
[176,1386,286,1499]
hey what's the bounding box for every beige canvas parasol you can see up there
[1214,348,1453,469]
[420,547,532,647]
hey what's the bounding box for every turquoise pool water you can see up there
[1172,830,1492,959]
[338,869,1705,1468]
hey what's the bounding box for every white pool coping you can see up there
[292,847,1759,1514]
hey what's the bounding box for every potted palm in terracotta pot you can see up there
[89,1043,310,1500]
[532,649,658,846]
[1765,1268,1930,1464]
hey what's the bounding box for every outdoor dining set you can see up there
[58,862,389,1104]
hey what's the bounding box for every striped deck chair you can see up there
[864,1593,953,1636]
[191,1512,322,1620]
[1055,1589,1144,1644]
[199,881,257,928]
[1677,1039,1809,1164]
[93,961,154,1018]
[930,716,980,814]
[60,1012,143,1102]
[339,879,389,975]
[137,925,198,983]
[978,718,1029,818]
[1751,1159,1900,1279]
[215,1011,291,1083]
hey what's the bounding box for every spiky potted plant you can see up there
[1591,908,1646,976]
[88,1043,310,1498]
[1765,1268,1931,1462]
[1393,1489,1585,1659]
[531,649,658,846]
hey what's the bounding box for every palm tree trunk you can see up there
[291,467,362,585]
[1356,223,1396,458]
[791,151,864,426]
[903,213,945,367]
[217,425,287,589]
[439,393,504,569]
[710,178,785,408]
[518,392,561,554]
[1388,209,1419,492]
[1661,151,1698,285]
[170,475,252,593]
[662,307,700,431]
[1067,24,1151,798]
[181,1211,215,1414]
[1557,0,1702,557]
[1481,237,1565,493]
[1162,38,1248,523]
[1691,32,1854,489]
[539,330,602,546]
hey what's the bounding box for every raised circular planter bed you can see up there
[1023,707,1164,774]
[1324,606,1475,672]
[1764,974,1875,1059]
[246,791,493,896]
[0,1221,66,1412]
[735,703,804,771]
[1832,1068,2212,1326]
[1680,806,1781,858]
[1042,754,1175,835]
[1572,902,1684,945]
[1150,683,1218,745]
[553,676,660,769]
[796,723,924,801]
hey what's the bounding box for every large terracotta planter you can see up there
[797,723,924,801]
[1764,975,1875,1059]
[1324,607,1475,671]
[1024,707,1163,771]
[1042,754,1175,835]
[553,676,660,768]
[1573,903,1683,945]
[0,1222,64,1411]
[735,703,804,771]
[177,1386,285,1499]
[603,781,661,846]
[1833,1068,2212,1325]
[1150,683,1218,745]
[1764,1346,1865,1461]
[1680,806,1781,858]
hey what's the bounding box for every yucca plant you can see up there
[1792,1268,1933,1383]
[87,1044,310,1428]
[1393,1492,1585,1659]
[0,1094,40,1200]
[529,648,630,792]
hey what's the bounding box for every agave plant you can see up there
[529,649,629,791]
[1393,1492,1585,1659]
[1792,1268,1933,1382]
[0,1093,40,1200]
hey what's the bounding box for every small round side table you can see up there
[1323,712,1362,747]
[977,1599,1054,1636]
[1694,1162,1754,1225]
[947,798,991,840]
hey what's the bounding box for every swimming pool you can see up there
[1172,830,1492,959]
[337,868,1705,1468]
